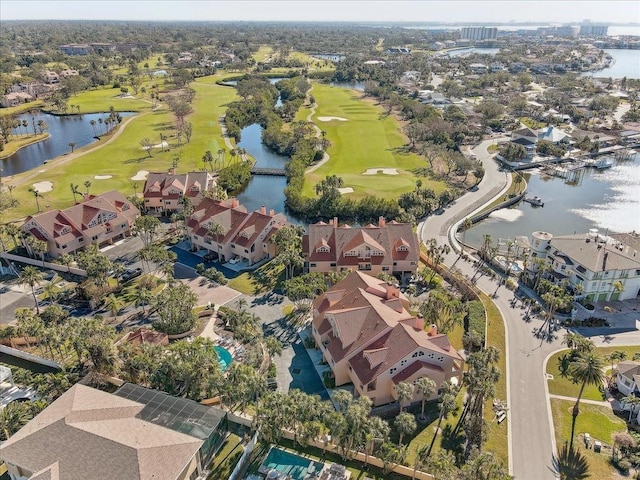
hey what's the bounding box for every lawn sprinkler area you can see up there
[259,447,325,480]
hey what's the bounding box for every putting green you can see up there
[303,84,446,199]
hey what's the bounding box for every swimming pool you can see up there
[214,346,233,372]
[259,447,324,480]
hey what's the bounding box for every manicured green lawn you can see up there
[66,87,152,114]
[227,262,284,295]
[302,84,446,200]
[252,45,273,62]
[480,291,509,464]
[0,133,49,159]
[207,434,243,480]
[550,398,626,480]
[0,100,44,117]
[547,346,640,401]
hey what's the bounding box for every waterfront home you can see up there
[0,92,34,108]
[538,125,570,144]
[0,383,227,480]
[187,198,288,266]
[21,190,139,258]
[616,361,640,397]
[311,271,464,407]
[527,230,640,302]
[512,127,539,145]
[303,217,419,280]
[142,170,217,214]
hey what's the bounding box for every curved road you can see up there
[418,140,638,479]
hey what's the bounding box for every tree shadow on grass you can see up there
[439,423,465,459]
[124,156,151,164]
[387,145,412,155]
[551,443,590,480]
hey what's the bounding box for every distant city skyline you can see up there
[1,0,638,24]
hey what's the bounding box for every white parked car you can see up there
[229,257,241,264]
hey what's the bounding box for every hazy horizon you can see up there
[1,1,639,24]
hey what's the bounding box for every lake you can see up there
[2,111,135,176]
[582,49,640,79]
[464,154,640,248]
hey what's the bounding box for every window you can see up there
[382,266,389,271]
[330,263,336,267]
[78,238,83,242]
[316,246,330,253]
[397,245,408,252]
[92,235,98,241]
[367,380,377,392]
[389,367,397,375]
[310,263,317,267]
[400,359,407,367]
[62,245,67,249]
[121,224,126,229]
[251,244,255,252]
[358,263,371,271]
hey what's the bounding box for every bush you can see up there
[268,362,277,378]
[304,336,316,349]
[465,300,486,350]
[323,371,335,388]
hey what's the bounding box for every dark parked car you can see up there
[203,252,218,262]
[121,268,143,282]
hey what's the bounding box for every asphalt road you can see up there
[419,140,639,479]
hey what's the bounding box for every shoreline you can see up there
[0,133,50,160]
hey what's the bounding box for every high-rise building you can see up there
[460,26,498,41]
[580,25,609,36]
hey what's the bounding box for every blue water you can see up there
[261,447,325,480]
[2,111,135,176]
[582,49,640,79]
[214,345,232,372]
[446,47,500,57]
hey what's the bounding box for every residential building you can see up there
[187,198,288,266]
[59,69,79,78]
[303,217,419,280]
[311,271,464,407]
[0,92,34,108]
[460,26,498,41]
[527,230,640,302]
[0,383,227,480]
[21,190,139,258]
[89,42,116,53]
[468,63,488,74]
[616,361,640,397]
[119,328,169,347]
[59,44,91,55]
[512,127,539,145]
[142,171,217,214]
[42,71,59,84]
[538,125,570,144]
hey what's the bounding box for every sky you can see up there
[1,0,639,24]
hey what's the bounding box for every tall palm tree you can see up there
[68,142,76,153]
[83,180,91,195]
[135,288,153,315]
[415,377,437,420]
[90,119,97,137]
[396,381,414,412]
[103,294,123,323]
[4,223,21,250]
[27,187,41,212]
[459,217,473,257]
[19,266,43,314]
[394,412,417,445]
[568,353,604,447]
[70,183,81,203]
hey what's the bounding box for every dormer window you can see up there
[316,246,330,253]
[397,245,408,252]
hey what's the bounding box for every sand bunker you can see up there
[131,170,149,181]
[152,140,169,149]
[94,175,113,180]
[338,187,354,194]
[317,116,348,122]
[32,181,53,193]
[362,168,399,175]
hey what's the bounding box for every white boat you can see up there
[595,157,614,169]
[524,195,544,207]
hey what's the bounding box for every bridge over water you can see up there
[250,167,287,176]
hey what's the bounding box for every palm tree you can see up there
[70,183,81,203]
[332,389,353,413]
[28,187,41,212]
[396,381,414,412]
[83,180,91,195]
[363,416,390,470]
[43,282,60,306]
[394,412,417,445]
[68,142,76,153]
[459,217,473,257]
[415,377,437,420]
[19,266,43,314]
[606,350,627,372]
[90,119,97,137]
[428,389,457,455]
[103,294,123,323]
[4,223,21,250]
[207,222,225,258]
[568,353,604,447]
[0,402,33,441]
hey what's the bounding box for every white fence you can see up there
[0,345,61,370]
[0,252,87,276]
[228,431,259,480]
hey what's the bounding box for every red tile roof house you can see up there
[142,171,216,214]
[187,197,289,266]
[21,191,139,258]
[303,217,419,282]
[312,271,464,407]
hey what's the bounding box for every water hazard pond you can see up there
[1,111,135,176]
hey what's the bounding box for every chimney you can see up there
[385,281,399,300]
[269,209,275,217]
[428,324,438,336]
[602,251,608,272]
[333,217,338,228]
[260,205,266,215]
[379,216,386,228]
[231,197,239,208]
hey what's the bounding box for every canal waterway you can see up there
[1,111,135,176]
[464,154,640,248]
[445,47,500,57]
